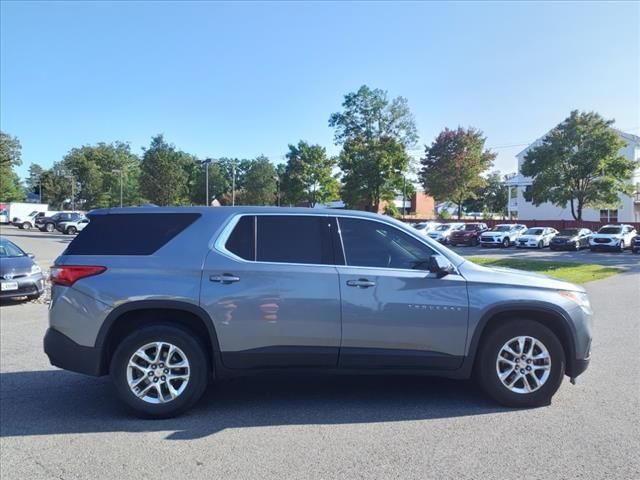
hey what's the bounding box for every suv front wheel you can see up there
[110,324,209,418]
[476,319,565,408]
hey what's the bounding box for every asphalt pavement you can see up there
[0,226,639,479]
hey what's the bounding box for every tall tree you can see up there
[62,141,141,209]
[521,111,636,220]
[329,85,418,211]
[420,127,496,219]
[464,171,508,217]
[139,135,192,206]
[40,162,73,209]
[0,131,25,201]
[281,141,340,207]
[26,164,45,197]
[241,156,277,205]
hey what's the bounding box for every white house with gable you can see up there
[505,130,640,223]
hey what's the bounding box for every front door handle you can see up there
[346,278,376,288]
[210,273,240,284]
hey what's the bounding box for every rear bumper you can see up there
[43,328,105,376]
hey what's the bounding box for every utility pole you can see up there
[112,169,123,207]
[197,159,213,206]
[232,163,236,206]
[402,175,407,219]
[64,175,75,211]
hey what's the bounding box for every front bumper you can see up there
[44,328,105,376]
[589,243,620,251]
[0,275,45,299]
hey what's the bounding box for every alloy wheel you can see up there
[495,336,551,394]
[126,341,190,404]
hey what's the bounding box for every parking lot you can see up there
[1,226,639,479]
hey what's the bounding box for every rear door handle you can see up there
[346,279,376,288]
[209,274,240,284]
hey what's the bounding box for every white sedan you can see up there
[515,227,558,249]
[427,223,464,244]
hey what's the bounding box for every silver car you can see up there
[44,207,592,418]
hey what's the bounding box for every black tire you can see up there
[537,240,543,249]
[110,324,209,419]
[27,292,42,301]
[45,223,54,232]
[475,319,565,408]
[618,241,625,253]
[472,237,479,247]
[67,226,77,235]
[501,238,510,248]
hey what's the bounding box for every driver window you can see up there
[337,217,435,270]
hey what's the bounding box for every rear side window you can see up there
[65,213,200,255]
[256,215,332,265]
[225,215,255,261]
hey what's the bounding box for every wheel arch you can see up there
[465,305,578,377]
[95,300,221,377]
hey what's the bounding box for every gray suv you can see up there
[44,207,592,418]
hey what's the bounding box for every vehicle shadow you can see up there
[0,370,515,440]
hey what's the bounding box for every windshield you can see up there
[28,210,39,216]
[525,228,544,235]
[0,240,26,258]
[464,224,479,231]
[599,227,621,234]
[559,229,579,236]
[413,224,426,230]
[494,225,511,232]
[435,225,451,231]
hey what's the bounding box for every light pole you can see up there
[197,159,213,206]
[231,163,236,206]
[275,175,281,207]
[64,175,75,211]
[112,169,123,208]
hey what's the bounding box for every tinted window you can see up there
[256,215,332,265]
[598,227,621,234]
[65,213,200,255]
[338,217,435,270]
[226,215,255,261]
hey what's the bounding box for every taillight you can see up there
[49,265,106,286]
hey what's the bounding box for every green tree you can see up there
[140,135,193,206]
[281,141,340,207]
[40,162,73,209]
[521,111,636,220]
[329,85,418,211]
[463,171,508,217]
[0,131,25,201]
[241,156,277,205]
[62,141,141,209]
[26,164,45,198]
[420,127,496,219]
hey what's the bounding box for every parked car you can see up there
[516,227,559,249]
[550,228,593,251]
[632,235,640,254]
[44,207,592,418]
[449,223,488,246]
[0,237,45,301]
[413,221,441,234]
[36,212,84,232]
[11,210,48,230]
[427,223,465,244]
[57,217,89,235]
[480,224,528,248]
[589,224,637,252]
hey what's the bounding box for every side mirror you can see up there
[428,255,455,278]
[27,253,35,259]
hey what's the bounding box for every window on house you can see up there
[599,209,619,223]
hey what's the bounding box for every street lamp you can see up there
[274,175,281,207]
[197,158,213,206]
[112,169,123,208]
[231,162,236,206]
[64,174,75,211]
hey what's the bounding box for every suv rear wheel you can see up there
[110,324,209,418]
[476,319,565,408]
[45,223,55,232]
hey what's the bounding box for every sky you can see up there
[1,1,639,181]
